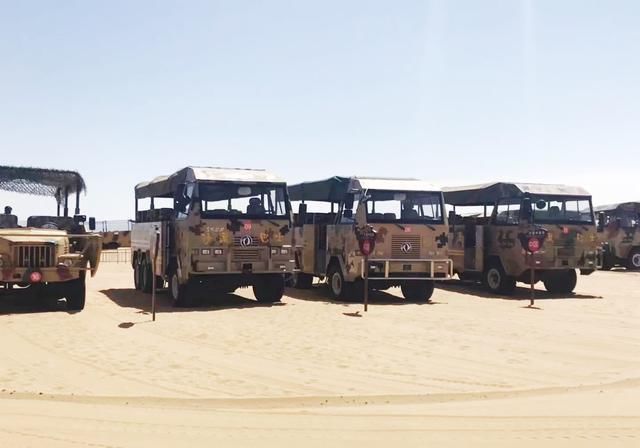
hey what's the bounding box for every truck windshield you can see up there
[365,190,443,224]
[530,196,594,225]
[197,183,289,219]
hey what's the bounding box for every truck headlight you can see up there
[201,248,211,255]
[214,249,223,255]
[280,248,289,255]
[63,259,74,267]
[271,248,278,255]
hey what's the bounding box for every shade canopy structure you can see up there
[443,182,591,206]
[135,167,286,199]
[288,176,441,202]
[0,166,86,198]
[594,202,640,214]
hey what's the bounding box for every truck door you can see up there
[315,224,327,275]
[464,217,477,270]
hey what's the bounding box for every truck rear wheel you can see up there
[627,248,640,271]
[327,264,348,299]
[543,269,577,294]
[253,275,284,303]
[401,281,435,302]
[292,272,313,289]
[169,272,194,307]
[133,257,143,290]
[141,259,153,293]
[65,275,86,311]
[483,262,516,295]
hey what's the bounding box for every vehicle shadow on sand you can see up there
[100,288,285,315]
[436,280,603,301]
[0,295,73,315]
[285,284,444,306]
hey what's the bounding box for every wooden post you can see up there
[363,254,369,312]
[530,254,535,307]
[152,227,160,321]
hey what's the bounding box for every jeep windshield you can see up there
[196,183,290,220]
[529,196,594,225]
[364,190,443,224]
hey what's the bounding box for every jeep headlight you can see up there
[63,259,74,267]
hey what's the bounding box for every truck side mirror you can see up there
[597,212,605,232]
[296,203,307,226]
[88,217,96,231]
[448,210,456,231]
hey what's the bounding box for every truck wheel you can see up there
[253,275,284,303]
[169,272,193,307]
[483,262,516,295]
[292,272,314,289]
[66,276,86,311]
[626,248,640,271]
[133,257,143,290]
[141,258,153,293]
[401,281,435,302]
[327,264,347,299]
[543,269,577,294]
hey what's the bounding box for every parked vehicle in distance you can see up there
[289,176,453,301]
[595,202,640,270]
[0,166,101,310]
[131,166,294,306]
[444,182,601,295]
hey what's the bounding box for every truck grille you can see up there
[233,248,262,262]
[391,235,421,259]
[13,245,55,268]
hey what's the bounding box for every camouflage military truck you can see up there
[594,202,640,270]
[288,177,453,301]
[131,167,295,306]
[0,166,101,310]
[444,182,601,295]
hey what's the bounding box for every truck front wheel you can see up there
[253,275,284,303]
[483,262,516,295]
[65,275,86,311]
[543,269,577,294]
[627,248,640,271]
[401,281,435,302]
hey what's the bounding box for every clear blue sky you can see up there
[0,0,638,221]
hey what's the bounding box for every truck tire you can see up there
[401,281,435,302]
[169,272,193,307]
[327,264,348,299]
[141,258,153,293]
[66,276,86,311]
[543,269,577,294]
[626,248,640,271]
[253,275,284,303]
[133,257,142,290]
[483,262,516,295]
[292,272,314,289]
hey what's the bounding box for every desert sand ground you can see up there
[0,261,639,447]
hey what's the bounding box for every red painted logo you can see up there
[562,226,569,235]
[243,222,252,231]
[404,226,412,233]
[527,237,540,253]
[361,240,371,256]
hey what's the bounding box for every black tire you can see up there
[65,275,86,311]
[483,262,516,295]
[543,269,577,294]
[253,275,285,303]
[292,272,314,289]
[626,248,640,271]
[133,257,142,290]
[169,272,193,307]
[401,281,435,302]
[327,264,348,299]
[141,258,153,293]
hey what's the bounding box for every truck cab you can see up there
[131,166,294,306]
[289,176,453,301]
[594,202,640,270]
[444,182,602,295]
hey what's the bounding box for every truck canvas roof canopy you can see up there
[288,176,441,203]
[594,202,640,214]
[443,182,591,206]
[0,165,86,197]
[135,166,286,199]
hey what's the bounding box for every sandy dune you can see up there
[1,263,639,447]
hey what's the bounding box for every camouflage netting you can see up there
[0,165,86,198]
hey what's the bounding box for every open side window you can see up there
[493,198,521,226]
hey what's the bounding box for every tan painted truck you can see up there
[0,166,101,310]
[288,176,453,301]
[131,167,295,307]
[444,182,602,295]
[595,202,640,270]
